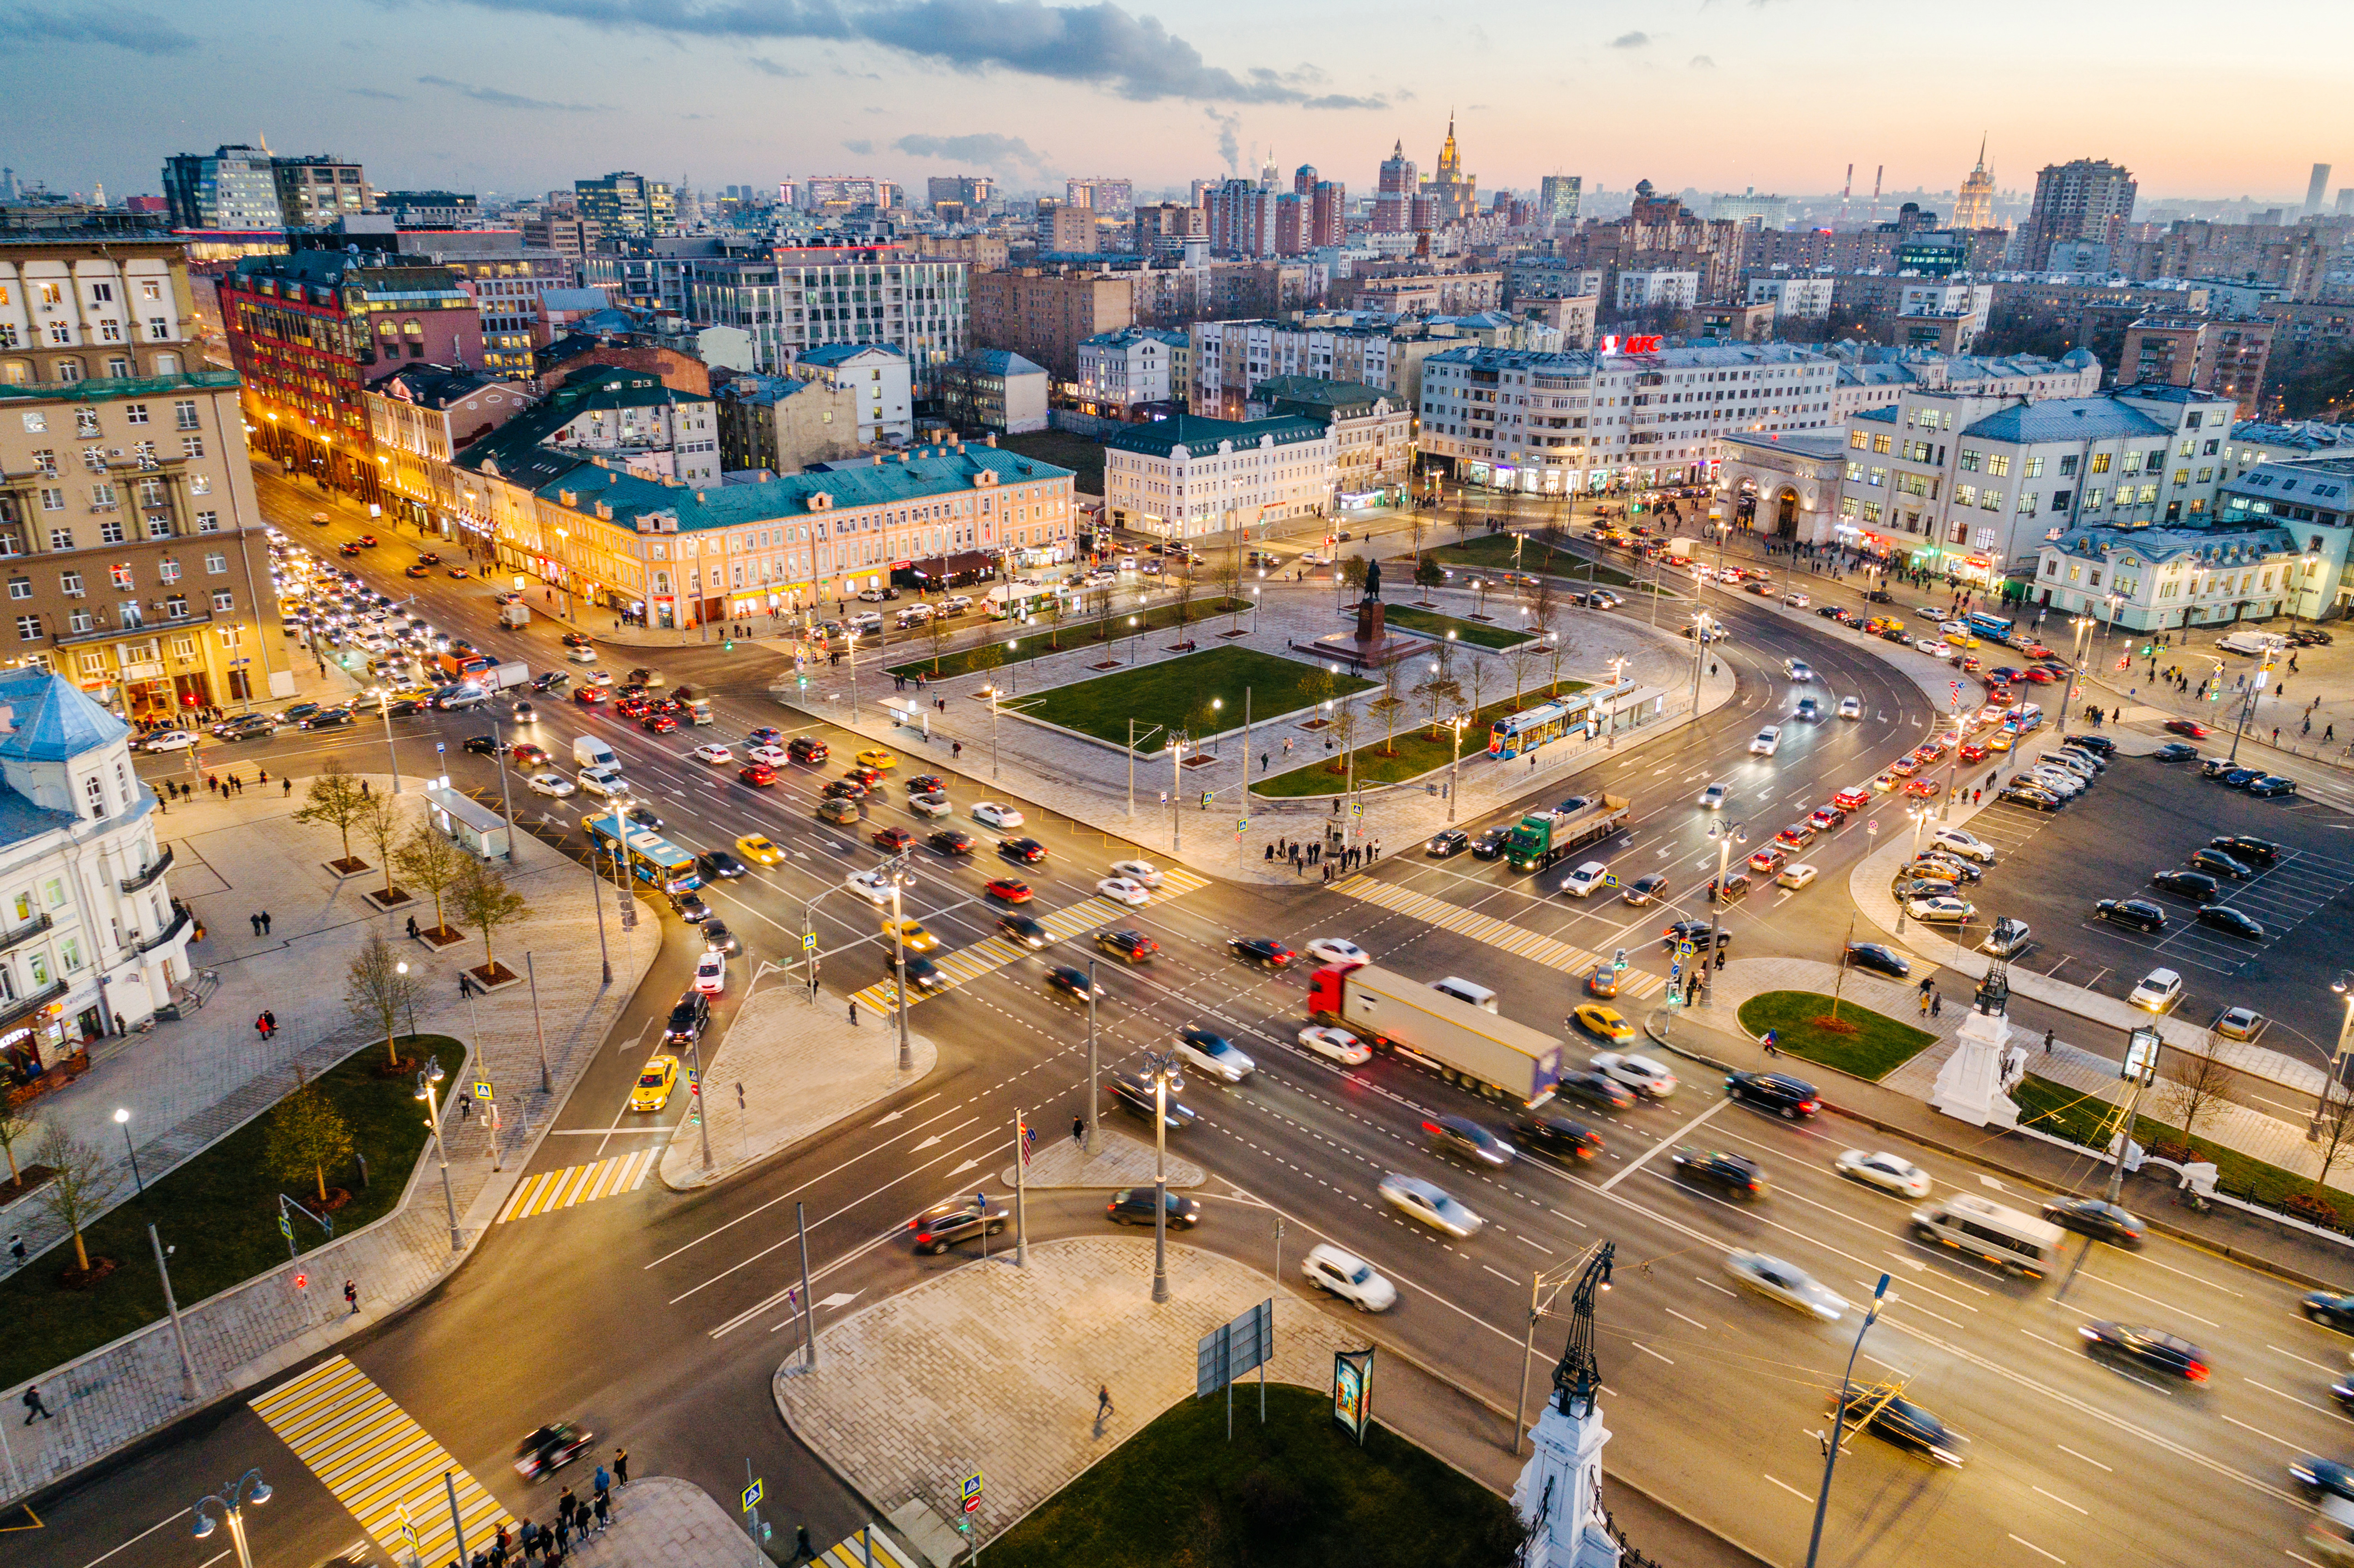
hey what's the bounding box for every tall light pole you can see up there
[192,1470,272,1568]
[982,683,1001,779]
[1804,1273,1892,1568]
[1144,1046,1180,1304]
[2058,612,2096,732]
[114,1106,142,1195]
[888,856,914,1073]
[1701,817,1744,1000]
[1447,713,1468,822]
[377,688,402,794]
[2107,1024,2163,1205]
[1084,956,1102,1155]
[1895,806,1933,935]
[414,1060,460,1251]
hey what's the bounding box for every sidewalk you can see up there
[0,770,659,1506]
[575,1477,769,1568]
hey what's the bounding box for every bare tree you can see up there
[356,792,406,902]
[1218,549,1248,632]
[1088,583,1115,643]
[1506,644,1542,708]
[0,1098,32,1189]
[2313,1078,2354,1197]
[924,598,953,672]
[347,927,426,1067]
[265,1067,354,1206]
[1171,555,1198,636]
[964,638,1006,684]
[2158,1049,2236,1145]
[293,760,372,869]
[1042,586,1068,651]
[1325,701,1361,776]
[1544,611,1571,696]
[1409,507,1429,568]
[1461,651,1492,726]
[393,823,467,941]
[452,858,532,983]
[1415,642,1462,739]
[1368,662,1411,757]
[35,1125,121,1274]
[1529,567,1560,633]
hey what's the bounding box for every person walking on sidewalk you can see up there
[23,1384,53,1422]
[1071,1115,1084,1146]
[1097,1383,1115,1420]
[1931,991,1943,1018]
[261,911,272,935]
[344,1278,358,1314]
[847,999,858,1027]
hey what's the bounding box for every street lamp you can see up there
[192,1470,272,1568]
[1447,713,1469,822]
[414,1059,461,1251]
[1804,1273,1893,1568]
[1894,806,1934,933]
[114,1106,142,1196]
[394,960,419,1043]
[980,683,1001,779]
[1700,818,1745,1000]
[887,857,915,1074]
[1142,1045,1182,1304]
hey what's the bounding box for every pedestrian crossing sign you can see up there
[803,932,818,953]
[1676,941,1695,957]
[473,1081,493,1102]
[961,1470,984,1502]
[741,1478,762,1512]
[1603,874,1620,888]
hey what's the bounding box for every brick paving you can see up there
[997,1127,1202,1191]
[578,1477,771,1568]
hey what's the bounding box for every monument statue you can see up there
[1514,1242,1621,1568]
[1362,556,1382,601]
[1355,554,1387,644]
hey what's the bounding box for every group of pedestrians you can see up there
[471,1458,622,1568]
[1265,836,1381,879]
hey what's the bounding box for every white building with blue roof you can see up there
[2217,455,2354,620]
[784,343,912,445]
[2032,522,2304,631]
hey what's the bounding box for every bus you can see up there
[583,813,701,895]
[1964,610,2016,644]
[986,581,1074,621]
[1487,695,1597,760]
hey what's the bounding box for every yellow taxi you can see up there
[855,748,897,770]
[881,917,939,952]
[629,1053,680,1112]
[1942,628,1979,649]
[1572,1003,1636,1043]
[1984,731,2013,751]
[736,834,785,865]
[1584,964,1621,998]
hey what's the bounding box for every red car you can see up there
[737,762,777,787]
[641,713,678,734]
[447,566,471,578]
[1959,740,1989,762]
[573,686,608,705]
[871,826,913,851]
[2021,668,2056,684]
[357,534,378,547]
[1903,778,1942,799]
[2164,718,2212,738]
[2020,643,2055,659]
[985,877,1033,903]
[844,764,884,787]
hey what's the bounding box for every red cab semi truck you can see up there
[1305,962,1562,1106]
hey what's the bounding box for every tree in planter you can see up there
[1367,662,1410,757]
[0,1097,32,1190]
[1413,556,1446,595]
[1340,556,1368,595]
[1460,651,1491,729]
[1528,568,1559,637]
[34,1125,121,1275]
[1171,559,1198,636]
[355,792,407,903]
[1218,550,1248,632]
[1088,584,1115,643]
[2158,1049,2235,1145]
[392,823,467,941]
[1042,587,1068,650]
[1506,643,1543,708]
[1324,703,1360,774]
[347,927,427,1068]
[265,1068,354,1207]
[1542,608,1570,695]
[292,760,371,870]
[924,599,953,673]
[452,857,531,983]
[1414,643,1461,739]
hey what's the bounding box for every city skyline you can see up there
[2,0,2346,206]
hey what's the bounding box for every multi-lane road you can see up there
[22,481,2347,1568]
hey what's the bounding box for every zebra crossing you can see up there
[850,866,1212,1014]
[495,1149,656,1224]
[249,1356,509,1568]
[814,1527,921,1568]
[1329,873,1667,997]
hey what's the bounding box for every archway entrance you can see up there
[1774,489,1799,539]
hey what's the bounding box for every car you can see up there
[1592,1051,1675,1097]
[842,763,885,788]
[1301,1244,1395,1311]
[880,916,938,953]
[1622,873,1669,905]
[1176,1027,1256,1082]
[1999,783,2061,811]
[578,770,627,801]
[928,828,976,857]
[1782,658,1815,682]
[1835,1385,1966,1467]
[1699,781,1731,810]
[1911,852,1980,883]
[2129,968,2185,1011]
[509,742,550,769]
[744,745,789,769]
[908,792,953,818]
[1561,859,1613,897]
[854,748,896,770]
[405,563,431,578]
[2291,1458,2354,1507]
[2151,869,2220,903]
[1105,1187,1202,1229]
[513,1423,595,1480]
[821,779,866,802]
[1094,928,1159,964]
[2164,718,2213,738]
[1726,1070,1821,1118]
[1298,1024,1371,1065]
[1842,942,1911,979]
[2023,767,2081,797]
[2079,1321,2208,1382]
[1749,726,1782,757]
[1377,1173,1484,1237]
[2210,835,2281,867]
[908,1197,1009,1255]
[2152,741,2200,762]
[1836,694,1864,720]
[521,771,575,799]
[303,707,354,729]
[1425,828,1470,857]
[1109,859,1163,888]
[1671,1148,1766,1197]
[692,950,727,995]
[1423,1114,1517,1168]
[1106,1070,1192,1126]
[1229,936,1294,969]
[1835,1149,1932,1197]
[985,877,1032,903]
[901,774,947,796]
[628,1053,681,1111]
[971,801,1024,828]
[1806,807,1845,834]
[2187,847,2252,879]
[2247,774,2298,798]
[1905,894,1974,924]
[1572,1003,1636,1043]
[871,825,914,852]
[142,728,200,753]
[1513,1114,1604,1161]
[1871,769,1903,793]
[2213,1006,2265,1041]
[1556,1070,1636,1113]
[447,566,471,578]
[785,735,827,764]
[736,762,778,789]
[1470,825,1513,860]
[2042,1198,2143,1246]
[1000,836,1048,865]
[692,742,734,765]
[2305,1292,2354,1333]
[995,913,1049,949]
[1931,827,1995,864]
[2197,905,2265,939]
[461,735,504,759]
[845,869,896,905]
[1724,1251,1848,1321]
[2092,898,2167,934]
[2203,758,2249,782]
[734,834,783,866]
[1096,876,1150,907]
[1307,937,1370,967]
[1902,778,1943,800]
[572,683,607,704]
[1661,920,1733,953]
[669,889,710,923]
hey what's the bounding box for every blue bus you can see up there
[1965,610,2016,644]
[1488,695,1597,760]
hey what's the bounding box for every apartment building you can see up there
[1188,316,1456,419]
[1074,328,1186,417]
[2033,522,2306,629]
[573,172,673,239]
[969,268,1133,381]
[711,373,861,476]
[685,246,968,384]
[1102,413,1335,539]
[1827,345,2105,420]
[1244,377,1410,498]
[364,365,539,531]
[784,343,912,444]
[462,366,720,486]
[2118,314,2276,415]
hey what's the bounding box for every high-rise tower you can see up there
[1953,137,1996,230]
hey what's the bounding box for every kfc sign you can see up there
[1600,335,1664,355]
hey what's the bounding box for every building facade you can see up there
[573,173,673,239]
[272,157,369,229]
[784,343,912,445]
[711,373,861,476]
[2022,159,2138,270]
[686,246,968,385]
[2032,522,2306,629]
[1102,414,1334,538]
[938,350,1048,435]
[364,365,539,530]
[1074,328,1184,417]
[968,267,1132,381]
[1245,377,1411,500]
[2118,314,2276,415]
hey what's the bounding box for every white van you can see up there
[1908,1193,2065,1277]
[1429,977,1499,1014]
[572,735,617,771]
[2217,629,2288,657]
[1561,861,1609,898]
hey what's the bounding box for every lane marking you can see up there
[2055,1444,2112,1471]
[1597,1097,1728,1193]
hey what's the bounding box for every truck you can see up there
[499,602,531,629]
[1305,962,1562,1107]
[1503,793,1629,873]
[489,660,529,690]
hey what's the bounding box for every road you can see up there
[19,481,2335,1568]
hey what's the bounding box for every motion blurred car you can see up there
[999,836,1049,864]
[524,772,575,798]
[1377,1173,1484,1237]
[1105,1188,1201,1229]
[971,801,1023,828]
[2042,1198,2143,1246]
[1843,942,1911,979]
[1096,876,1151,907]
[628,1054,680,1112]
[1572,1003,1636,1043]
[1835,1150,1932,1197]
[1301,1244,1395,1311]
[985,877,1032,903]
[1047,965,1105,1002]
[908,1197,1008,1255]
[1109,859,1163,888]
[1724,1251,1847,1321]
[1513,1114,1604,1161]
[1106,1069,1193,1127]
[1229,936,1294,969]
[1836,1385,1965,1467]
[1591,1050,1674,1097]
[1307,937,1370,966]
[929,829,976,857]
[1726,1071,1820,1118]
[1671,1148,1765,1197]
[735,834,784,865]
[1175,1027,1255,1083]
[513,1423,595,1480]
[1094,928,1158,964]
[2079,1321,2208,1381]
[1423,1114,1516,1167]
[1298,1024,1371,1065]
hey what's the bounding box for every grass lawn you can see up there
[1014,644,1371,752]
[2011,1074,2338,1217]
[985,1382,1523,1568]
[1427,530,1656,591]
[1735,991,1937,1081]
[997,430,1104,494]
[884,597,1248,680]
[1254,682,1589,798]
[1377,604,1537,651]
[0,1035,466,1388]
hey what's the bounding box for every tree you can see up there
[1543,610,1570,696]
[1415,643,1461,738]
[965,639,1005,684]
[0,1098,31,1188]
[1043,586,1068,651]
[346,927,426,1067]
[356,792,406,902]
[265,1068,354,1206]
[393,823,468,941]
[293,760,371,868]
[1529,565,1560,632]
[2159,1049,2235,1145]
[1088,583,1115,642]
[1506,645,1542,708]
[1413,555,1446,594]
[1461,651,1491,727]
[34,1125,120,1274]
[925,597,953,672]
[452,857,531,981]
[1409,507,1429,566]
[1368,662,1411,756]
[1340,556,1369,594]
[1218,549,1249,632]
[1171,556,1198,634]
[1325,702,1361,775]
[2311,1077,2354,1198]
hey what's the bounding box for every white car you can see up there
[1930,827,1996,864]
[1298,1024,1371,1065]
[846,869,897,905]
[1699,781,1731,810]
[2130,968,2185,1012]
[972,801,1024,828]
[2029,767,2084,797]
[1592,1051,1677,1098]
[1835,1149,1933,1197]
[525,772,576,798]
[1377,1174,1484,1238]
[143,729,200,752]
[579,771,626,800]
[1306,937,1370,967]
[693,950,727,995]
[1301,1243,1396,1311]
[1561,861,1610,898]
[691,743,734,765]
[1096,876,1150,907]
[1109,859,1163,888]
[1750,727,1782,757]
[746,745,788,768]
[1905,895,1974,924]
[1783,659,1815,682]
[1723,1251,1849,1322]
[909,793,953,818]
[567,645,598,664]
[1175,1031,1255,1082]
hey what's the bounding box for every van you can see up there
[2037,751,2096,781]
[1908,1193,2065,1277]
[573,735,618,771]
[2217,629,2288,657]
[1429,977,1499,1014]
[2002,703,2044,733]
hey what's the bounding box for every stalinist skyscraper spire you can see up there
[1954,136,1996,230]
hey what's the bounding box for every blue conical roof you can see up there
[0,669,130,762]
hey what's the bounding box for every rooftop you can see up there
[1426,342,1835,376]
[0,668,129,764]
[1960,398,2170,444]
[1101,413,1329,458]
[2046,523,2300,567]
[797,343,907,367]
[2222,457,2354,507]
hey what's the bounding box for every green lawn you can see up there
[0,1035,467,1388]
[1013,645,1371,752]
[1735,991,1937,1081]
[1254,682,1589,798]
[1377,604,1537,651]
[2011,1074,2338,1218]
[1426,530,1656,591]
[996,430,1103,494]
[884,597,1248,680]
[985,1382,1523,1568]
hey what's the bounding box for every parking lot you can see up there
[1943,748,2354,1058]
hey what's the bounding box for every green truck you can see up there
[1504,793,1630,873]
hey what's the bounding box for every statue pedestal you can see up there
[1513,1398,1620,1568]
[1355,598,1385,643]
[1931,1003,2021,1129]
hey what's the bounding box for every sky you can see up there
[2,0,2346,207]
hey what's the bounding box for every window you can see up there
[27,950,47,987]
[5,580,24,600]
[14,615,38,642]
[181,435,205,459]
[59,933,82,969]
[195,511,218,533]
[2024,456,2044,478]
[122,402,148,425]
[38,490,63,514]
[173,400,198,430]
[98,518,124,543]
[1959,448,1981,472]
[1954,484,1977,508]
[170,634,195,659]
[2017,492,2039,514]
[2090,452,2112,474]
[42,877,64,909]
[18,411,43,433]
[2060,454,2079,477]
[187,472,209,495]
[157,558,179,584]
[1850,430,1869,450]
[2085,488,2105,510]
[74,409,99,437]
[203,551,225,573]
[1986,453,2011,477]
[59,571,82,596]
[66,608,91,633]
[211,590,233,612]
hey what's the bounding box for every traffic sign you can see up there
[803,932,818,953]
[961,1470,984,1502]
[1603,874,1620,888]
[1668,963,1682,982]
[473,1081,493,1102]
[741,1479,763,1512]
[277,1214,294,1242]
[963,1497,981,1515]
[1677,940,1695,957]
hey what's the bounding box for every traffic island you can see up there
[997,1128,1202,1190]
[1733,990,1937,1081]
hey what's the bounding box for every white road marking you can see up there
[1596,1097,1728,1192]
[2007,1532,2066,1564]
[2055,1443,2112,1472]
[2031,1486,2089,1516]
[1762,1473,1810,1504]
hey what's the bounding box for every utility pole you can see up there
[1084,957,1101,1155]
[150,1223,198,1398]
[1804,1274,1893,1568]
[2106,1026,2162,1205]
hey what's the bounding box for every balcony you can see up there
[54,607,213,648]
[120,845,173,893]
[137,904,193,955]
[0,911,52,954]
[0,978,71,1032]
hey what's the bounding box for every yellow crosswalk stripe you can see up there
[495,1149,654,1224]
[818,1528,920,1568]
[251,1356,509,1567]
[851,874,1213,1013]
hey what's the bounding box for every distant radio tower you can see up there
[1837,163,1853,227]
[1869,164,1883,225]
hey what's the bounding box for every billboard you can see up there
[1332,1347,1375,1444]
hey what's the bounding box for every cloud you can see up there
[417,74,612,110]
[1206,108,1240,172]
[1610,30,1649,47]
[347,86,408,99]
[841,138,875,154]
[0,6,195,53]
[892,132,1051,173]
[436,0,1384,107]
[745,54,803,75]
[1689,53,1714,67]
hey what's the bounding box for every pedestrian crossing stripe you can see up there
[1329,874,1666,999]
[250,1355,509,1568]
[817,1528,920,1568]
[850,866,1215,1014]
[495,1149,655,1224]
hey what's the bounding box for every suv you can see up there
[1095,928,1158,964]
[1671,1148,1766,1198]
[662,990,710,1045]
[1725,1070,1821,1118]
[908,1197,1009,1255]
[2093,897,2167,933]
[787,736,829,764]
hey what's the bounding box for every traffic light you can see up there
[292,1272,309,1291]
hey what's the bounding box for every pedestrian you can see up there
[263,1009,276,1035]
[1097,1383,1115,1419]
[593,1465,610,1500]
[2330,724,2337,743]
[360,779,370,798]
[1762,1028,1781,1057]
[1919,990,1931,1016]
[1263,843,1274,862]
[592,1493,609,1532]
[458,1092,472,1121]
[344,1278,358,1314]
[282,778,293,796]
[261,911,272,935]
[7,1234,24,1268]
[794,1526,814,1562]
[848,1000,858,1027]
[613,1447,629,1485]
[2043,1028,2055,1054]
[255,1011,271,1041]
[553,1515,571,1555]
[22,1385,52,1423]
[407,915,420,940]
[457,973,473,999]
[251,912,263,937]
[1072,1114,1084,1145]
[1931,991,1943,1018]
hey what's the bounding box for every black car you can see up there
[2196,905,2264,939]
[1836,1386,1965,1467]
[1046,964,1105,1001]
[1726,1070,1820,1118]
[1556,1070,1636,1113]
[895,953,945,992]
[1893,878,1957,904]
[1513,1114,1603,1161]
[996,913,1049,949]
[2211,835,2281,866]
[2301,1291,2354,1333]
[1094,928,1158,964]
[999,836,1048,864]
[2094,898,2167,933]
[908,1197,1008,1255]
[702,921,741,956]
[2150,869,2219,903]
[1228,936,1294,969]
[787,736,829,764]
[1470,826,1512,861]
[303,706,354,728]
[1671,1148,1765,1198]
[662,990,710,1044]
[622,804,664,831]
[669,890,710,923]
[1844,942,1911,979]
[531,671,571,693]
[1424,1115,1517,1167]
[1622,873,1669,905]
[2221,767,2264,789]
[2293,1457,2354,1505]
[1660,920,1733,954]
[2247,775,2298,798]
[381,697,429,717]
[2041,1197,2144,1246]
[1107,1071,1195,1129]
[1425,829,1469,858]
[2000,784,2062,811]
[462,735,503,757]
[928,829,976,857]
[697,850,746,881]
[906,774,946,795]
[2063,733,2116,757]
[2079,1321,2209,1382]
[513,1422,595,1480]
[822,779,867,801]
[1105,1187,1201,1227]
[2187,847,2252,879]
[220,715,277,740]
[2153,741,2201,762]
